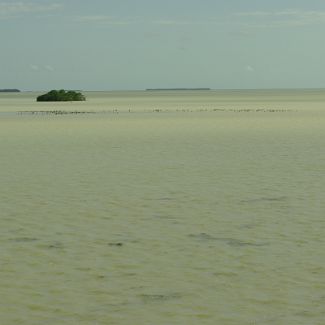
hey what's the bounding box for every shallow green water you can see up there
[1,90,325,324]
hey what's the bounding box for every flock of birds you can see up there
[16,108,293,115]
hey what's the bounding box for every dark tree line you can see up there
[37,89,86,102]
[0,89,20,92]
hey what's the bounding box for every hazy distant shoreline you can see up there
[146,88,211,91]
[0,89,20,92]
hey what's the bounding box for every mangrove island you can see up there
[37,89,86,102]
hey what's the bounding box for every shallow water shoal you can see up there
[1,90,325,325]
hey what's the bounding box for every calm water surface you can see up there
[1,90,325,324]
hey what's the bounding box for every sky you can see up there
[1,0,325,91]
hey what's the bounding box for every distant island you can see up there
[146,88,211,91]
[37,89,86,102]
[0,89,20,92]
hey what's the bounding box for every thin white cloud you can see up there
[75,15,137,25]
[30,64,55,72]
[0,2,62,18]
[74,10,325,29]
[76,15,224,26]
[245,65,254,72]
[234,11,272,17]
[44,65,54,72]
[30,64,39,71]
[152,20,193,25]
[233,9,325,28]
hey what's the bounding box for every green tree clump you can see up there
[37,89,86,102]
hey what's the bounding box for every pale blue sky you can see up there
[1,0,325,90]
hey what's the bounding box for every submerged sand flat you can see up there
[1,90,325,324]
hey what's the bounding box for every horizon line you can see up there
[17,87,325,92]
